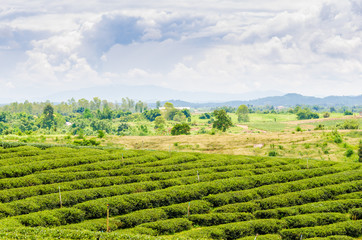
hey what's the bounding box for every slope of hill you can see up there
[153,93,362,108]
[0,144,361,240]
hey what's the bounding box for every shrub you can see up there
[283,212,350,228]
[171,123,191,135]
[344,110,353,116]
[268,151,277,157]
[345,149,353,157]
[189,212,254,226]
[136,218,192,235]
[337,120,359,130]
[349,208,362,220]
[280,220,362,239]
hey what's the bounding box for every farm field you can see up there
[1,114,361,162]
[0,145,361,240]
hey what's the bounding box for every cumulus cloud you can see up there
[0,0,361,100]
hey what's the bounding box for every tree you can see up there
[163,102,178,120]
[344,110,353,116]
[181,109,191,118]
[323,112,330,118]
[142,109,161,122]
[83,108,93,119]
[173,111,186,122]
[135,101,147,113]
[212,109,233,132]
[296,108,319,120]
[154,116,166,130]
[42,104,55,129]
[236,105,249,122]
[359,142,362,162]
[117,123,130,135]
[171,123,191,135]
[199,113,211,119]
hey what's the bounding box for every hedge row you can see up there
[257,180,362,210]
[117,200,212,228]
[134,218,193,235]
[0,226,168,240]
[47,154,290,175]
[1,166,248,202]
[335,192,362,200]
[16,208,85,227]
[58,218,118,232]
[306,236,355,240]
[279,220,362,239]
[189,212,255,226]
[0,151,145,179]
[0,146,43,160]
[0,147,104,167]
[0,157,308,191]
[1,167,278,218]
[215,181,362,213]
[282,213,350,228]
[349,208,362,220]
[74,167,347,220]
[0,146,41,154]
[205,170,362,207]
[254,199,362,219]
[180,219,284,239]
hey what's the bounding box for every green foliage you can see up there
[154,116,166,130]
[268,150,277,156]
[142,109,161,122]
[237,105,250,122]
[280,220,362,239]
[97,130,105,138]
[0,146,361,239]
[296,108,319,120]
[349,208,362,220]
[41,104,55,129]
[331,130,343,143]
[199,113,211,119]
[171,123,191,135]
[182,219,284,239]
[345,149,353,157]
[212,109,233,132]
[336,119,359,129]
[117,123,130,134]
[135,218,192,235]
[189,213,254,226]
[314,124,325,130]
[73,138,100,146]
[323,112,330,118]
[343,110,353,115]
[282,213,350,228]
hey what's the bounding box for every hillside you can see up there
[0,145,361,239]
[152,94,362,108]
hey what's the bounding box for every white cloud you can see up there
[0,0,362,100]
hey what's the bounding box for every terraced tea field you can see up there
[0,145,361,240]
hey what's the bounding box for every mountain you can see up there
[1,83,360,107]
[42,84,283,103]
[152,93,362,108]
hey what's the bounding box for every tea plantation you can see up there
[0,145,361,240]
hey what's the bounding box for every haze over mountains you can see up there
[0,84,361,107]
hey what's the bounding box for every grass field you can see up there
[0,145,361,239]
[0,114,360,162]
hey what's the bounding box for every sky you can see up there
[0,0,361,101]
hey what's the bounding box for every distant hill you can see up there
[43,84,283,103]
[151,93,362,108]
